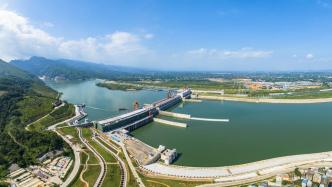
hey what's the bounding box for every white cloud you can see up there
[0,3,8,9]
[306,53,314,59]
[43,22,54,28]
[143,33,154,39]
[0,8,152,64]
[186,47,273,60]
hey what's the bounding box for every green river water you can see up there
[47,80,332,167]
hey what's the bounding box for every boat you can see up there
[118,108,128,111]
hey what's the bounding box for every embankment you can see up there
[198,95,332,104]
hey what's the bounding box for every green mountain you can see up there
[0,60,37,80]
[11,56,148,80]
[0,60,67,178]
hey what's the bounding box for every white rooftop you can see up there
[98,108,147,125]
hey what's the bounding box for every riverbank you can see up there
[197,95,332,104]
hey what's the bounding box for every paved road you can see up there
[198,162,332,187]
[121,144,146,187]
[55,129,81,187]
[48,105,80,130]
[78,128,106,187]
[26,103,65,131]
[93,136,127,187]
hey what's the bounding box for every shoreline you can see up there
[197,95,332,104]
[141,151,332,182]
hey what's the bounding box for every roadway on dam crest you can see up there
[141,151,332,182]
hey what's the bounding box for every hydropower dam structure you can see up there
[95,89,192,132]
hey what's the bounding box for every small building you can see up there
[157,145,166,153]
[326,169,332,177]
[110,133,122,143]
[302,179,308,187]
[38,150,63,162]
[275,175,283,186]
[306,169,315,180]
[258,182,268,187]
[52,100,62,107]
[161,149,177,165]
[8,164,20,173]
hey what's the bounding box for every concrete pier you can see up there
[154,118,187,128]
[159,111,191,119]
[191,117,229,122]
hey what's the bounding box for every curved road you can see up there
[78,128,107,187]
[26,102,66,131]
[48,105,80,130]
[93,131,145,187]
[55,128,81,187]
[93,136,127,187]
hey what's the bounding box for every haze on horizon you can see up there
[0,0,331,71]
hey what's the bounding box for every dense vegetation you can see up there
[0,60,69,179]
[96,82,143,91]
[27,103,75,131]
[98,79,243,94]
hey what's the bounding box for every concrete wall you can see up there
[154,118,187,128]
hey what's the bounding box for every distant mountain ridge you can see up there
[10,56,148,80]
[0,59,38,81]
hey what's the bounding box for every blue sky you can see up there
[0,0,332,71]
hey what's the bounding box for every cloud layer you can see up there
[186,48,273,60]
[0,8,152,64]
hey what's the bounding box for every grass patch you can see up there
[139,172,211,187]
[89,140,117,163]
[102,164,121,187]
[31,82,57,98]
[82,128,117,163]
[83,147,99,165]
[81,151,88,164]
[17,95,55,125]
[70,164,85,187]
[96,137,119,153]
[81,128,93,137]
[83,165,101,186]
[274,91,332,99]
[28,103,75,131]
[57,123,69,128]
[58,127,80,144]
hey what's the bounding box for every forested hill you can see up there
[11,56,148,80]
[0,60,37,81]
[0,60,66,178]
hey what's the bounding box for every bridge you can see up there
[95,89,192,132]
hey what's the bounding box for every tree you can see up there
[295,168,302,178]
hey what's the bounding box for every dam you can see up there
[47,80,332,167]
[95,89,192,132]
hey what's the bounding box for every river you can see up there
[47,80,332,167]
